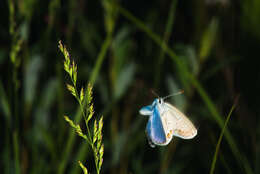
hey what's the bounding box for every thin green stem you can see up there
[154,0,178,88]
[89,34,112,85]
[91,144,99,174]
[86,123,92,143]
[73,83,93,145]
[13,131,20,174]
[66,61,101,174]
[210,97,238,174]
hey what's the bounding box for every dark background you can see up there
[0,0,259,173]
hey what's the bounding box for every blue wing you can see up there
[139,105,153,115]
[146,107,166,145]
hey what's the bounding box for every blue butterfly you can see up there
[140,98,197,147]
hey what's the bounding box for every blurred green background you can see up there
[1,0,260,173]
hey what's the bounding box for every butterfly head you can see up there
[152,98,165,111]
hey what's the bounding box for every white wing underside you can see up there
[160,102,197,145]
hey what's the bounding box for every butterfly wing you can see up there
[146,107,166,146]
[139,105,153,116]
[161,103,197,140]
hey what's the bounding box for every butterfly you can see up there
[139,96,197,147]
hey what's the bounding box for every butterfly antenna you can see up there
[150,89,159,98]
[163,90,184,100]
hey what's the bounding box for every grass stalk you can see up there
[210,97,238,174]
[154,0,178,88]
[59,41,105,174]
[58,34,111,174]
[89,34,112,85]
[13,131,20,174]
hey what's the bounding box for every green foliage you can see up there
[1,1,258,174]
[199,18,218,62]
[242,0,260,39]
[59,41,104,174]
[210,97,239,174]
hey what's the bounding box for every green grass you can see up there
[0,0,258,174]
[59,41,104,174]
[210,96,239,174]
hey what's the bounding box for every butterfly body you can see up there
[140,98,197,147]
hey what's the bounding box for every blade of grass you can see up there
[89,34,112,85]
[114,3,253,174]
[154,0,178,88]
[3,134,11,174]
[209,133,233,174]
[13,131,20,174]
[0,81,11,124]
[210,96,238,174]
[190,76,252,174]
[113,1,190,91]
[56,62,66,153]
